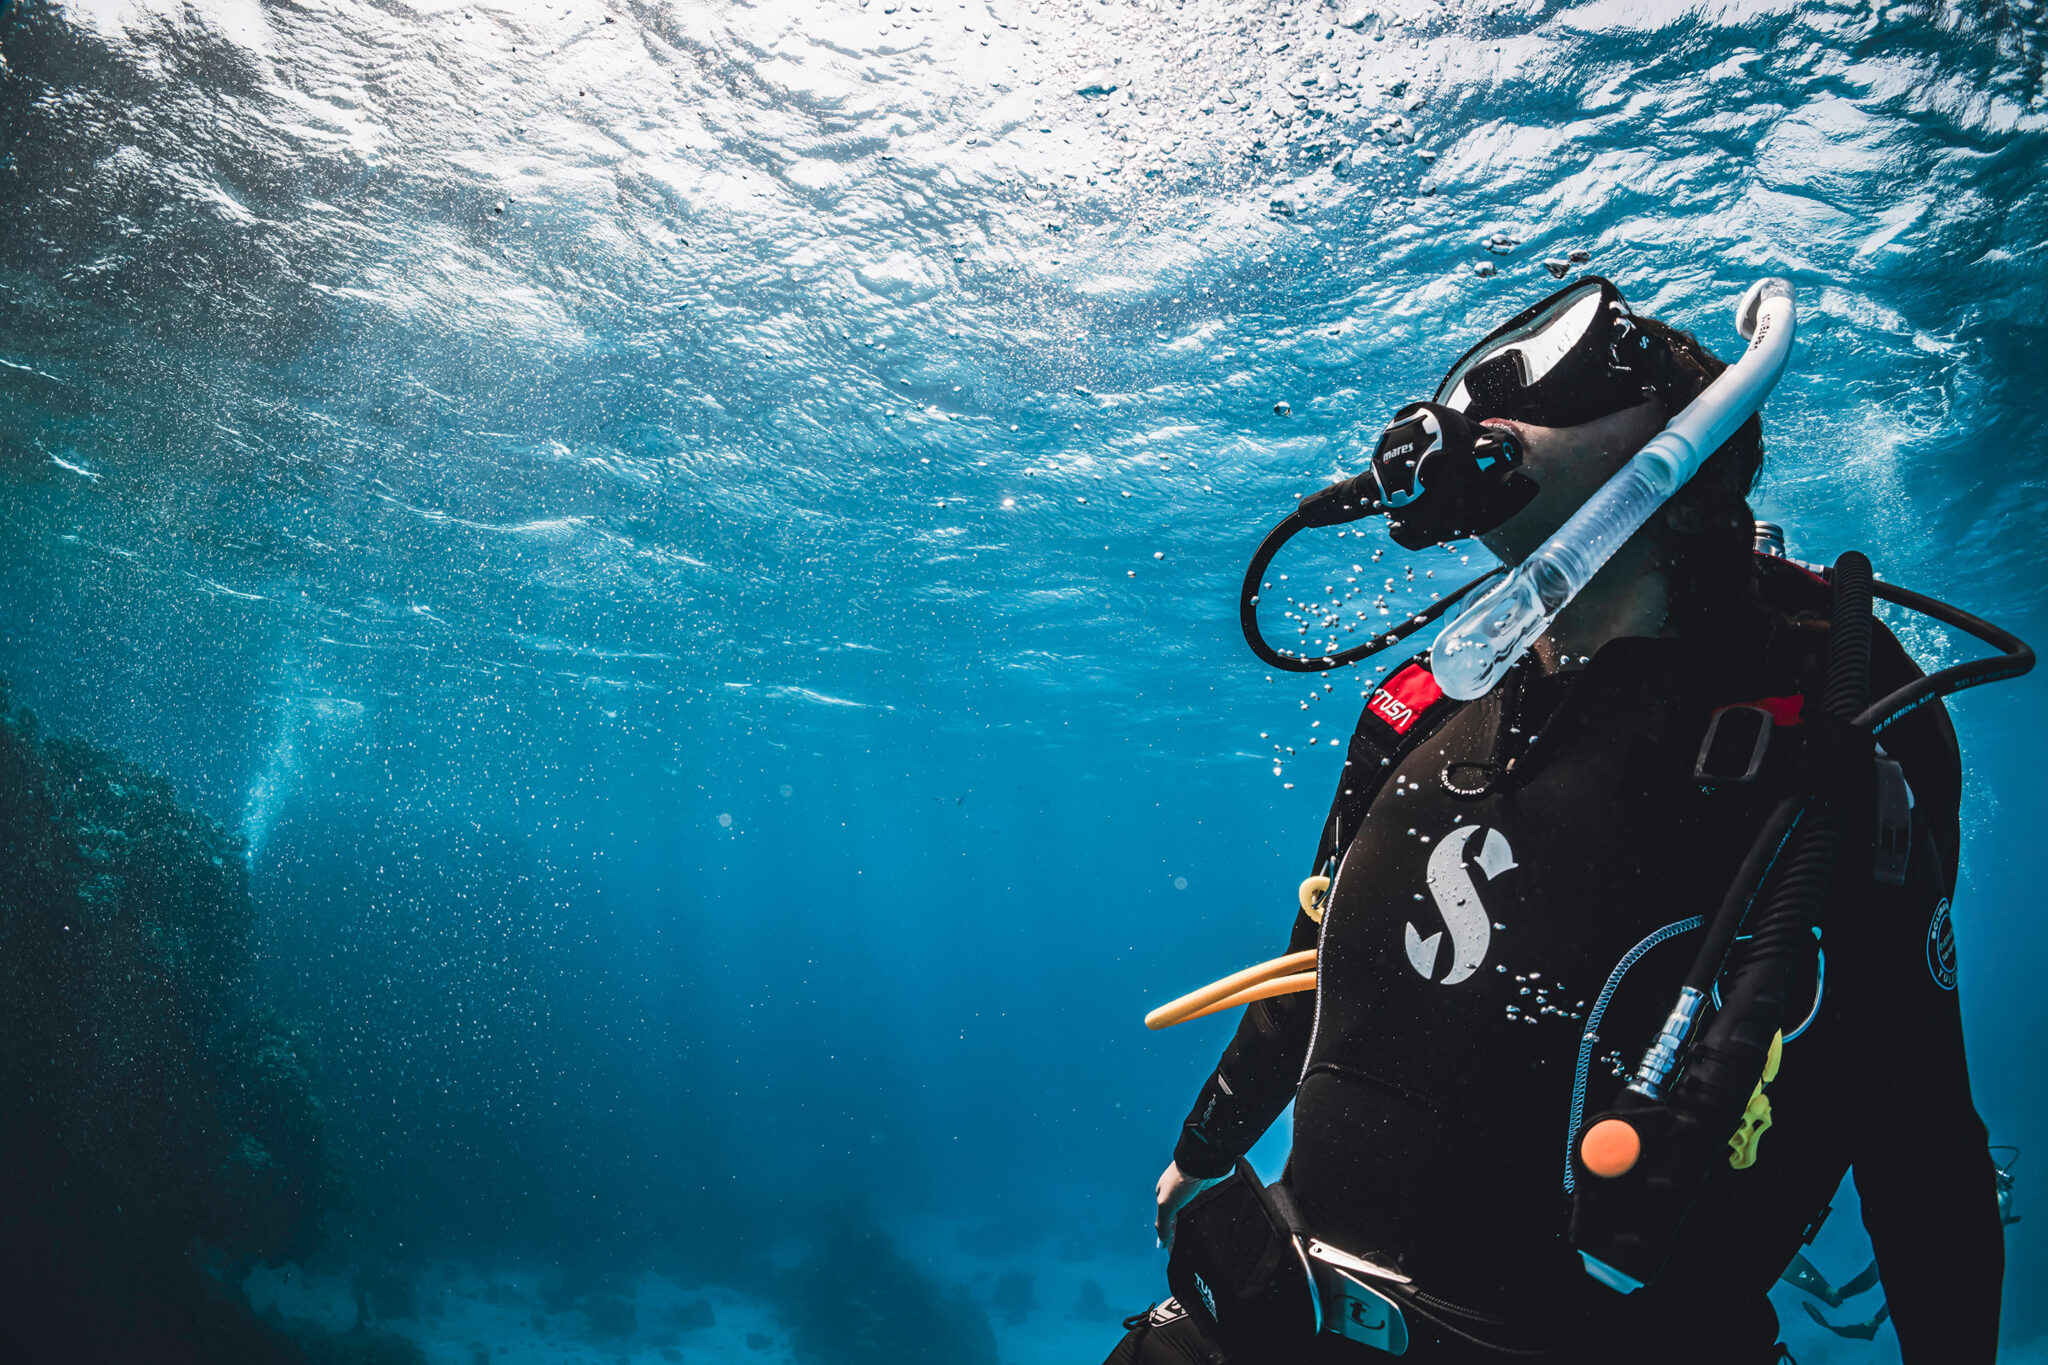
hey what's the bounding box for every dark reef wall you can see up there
[0,683,340,1361]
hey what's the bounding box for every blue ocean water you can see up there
[0,0,2043,1360]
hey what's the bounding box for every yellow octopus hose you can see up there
[1144,878,1332,1030]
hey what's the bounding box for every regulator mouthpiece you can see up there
[1431,279,1798,700]
[1371,403,1535,550]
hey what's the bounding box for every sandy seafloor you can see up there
[244,1236,1156,1365]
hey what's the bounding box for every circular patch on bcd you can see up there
[1925,898,1958,992]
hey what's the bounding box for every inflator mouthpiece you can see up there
[1430,279,1798,700]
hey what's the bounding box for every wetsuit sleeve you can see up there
[1845,630,2002,1362]
[1170,909,1320,1179]
[1167,678,1445,1179]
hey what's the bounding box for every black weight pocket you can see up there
[1165,1159,1317,1358]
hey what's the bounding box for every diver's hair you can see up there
[1636,316,1766,644]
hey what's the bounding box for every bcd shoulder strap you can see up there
[1312,654,1466,873]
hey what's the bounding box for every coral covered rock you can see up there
[0,685,336,1361]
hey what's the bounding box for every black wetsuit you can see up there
[1109,587,2003,1363]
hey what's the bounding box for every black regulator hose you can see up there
[1824,553,1877,721]
[1676,564,2039,1124]
[1654,560,2034,1020]
[1860,578,2036,730]
[1238,507,1505,673]
[1236,404,1534,672]
[1672,559,2038,1124]
[1572,552,2030,1292]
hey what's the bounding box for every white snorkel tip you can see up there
[1737,277,1794,342]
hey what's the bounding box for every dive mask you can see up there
[1435,274,1679,428]
[1298,276,1677,547]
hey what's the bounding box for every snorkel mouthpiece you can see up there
[1431,279,1797,700]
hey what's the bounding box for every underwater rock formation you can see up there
[0,685,339,1362]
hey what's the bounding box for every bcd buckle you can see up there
[1303,1238,1411,1355]
[1871,748,1913,886]
[1696,704,1776,784]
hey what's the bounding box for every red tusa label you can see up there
[1367,663,1444,736]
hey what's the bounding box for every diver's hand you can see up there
[1156,1160,1222,1252]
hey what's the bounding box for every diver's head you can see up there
[1243,278,1771,674]
[1420,278,1767,639]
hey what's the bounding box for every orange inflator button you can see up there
[1580,1118,1642,1179]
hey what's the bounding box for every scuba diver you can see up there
[1106,277,2028,1364]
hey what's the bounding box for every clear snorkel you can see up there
[1430,279,1798,700]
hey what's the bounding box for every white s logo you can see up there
[1404,825,1516,985]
